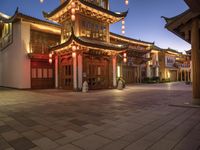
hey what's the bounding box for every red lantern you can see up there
[123,58,127,63]
[123,53,127,58]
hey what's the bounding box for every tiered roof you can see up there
[49,28,128,54]
[43,0,128,24]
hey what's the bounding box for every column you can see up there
[187,70,190,82]
[177,70,179,81]
[55,55,58,88]
[184,70,186,82]
[139,65,142,83]
[58,55,62,88]
[73,52,78,90]
[191,18,200,103]
[155,52,159,77]
[112,55,117,87]
[180,70,182,81]
[77,53,83,90]
[190,61,193,82]
[146,53,151,78]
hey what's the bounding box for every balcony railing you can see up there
[0,33,12,51]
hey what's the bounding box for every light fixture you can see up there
[40,0,44,3]
[72,45,77,51]
[117,66,121,78]
[125,0,129,5]
[122,19,125,35]
[71,15,76,21]
[49,52,53,64]
[72,52,76,58]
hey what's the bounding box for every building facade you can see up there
[0,0,152,90]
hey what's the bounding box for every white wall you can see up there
[0,21,31,89]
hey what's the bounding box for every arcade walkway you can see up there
[0,83,199,150]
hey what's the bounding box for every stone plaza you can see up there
[0,82,200,150]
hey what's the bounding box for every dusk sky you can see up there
[0,0,191,52]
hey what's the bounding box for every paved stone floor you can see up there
[0,82,200,150]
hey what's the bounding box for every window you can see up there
[32,68,37,78]
[80,19,107,41]
[43,69,48,78]
[38,68,42,78]
[48,69,53,78]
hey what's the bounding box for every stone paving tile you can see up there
[72,134,111,150]
[147,139,177,150]
[1,130,22,141]
[9,137,36,150]
[55,144,82,150]
[0,137,13,150]
[33,137,59,150]
[96,127,129,140]
[124,139,153,150]
[22,130,43,141]
[0,83,199,150]
[0,125,13,133]
[99,140,129,150]
[70,119,89,126]
[42,129,65,141]
[173,138,200,150]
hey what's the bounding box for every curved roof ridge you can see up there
[110,32,154,45]
[50,27,128,51]
[43,0,128,19]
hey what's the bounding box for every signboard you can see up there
[165,55,175,67]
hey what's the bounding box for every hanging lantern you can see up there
[71,2,76,22]
[125,0,129,5]
[72,52,76,58]
[71,2,76,8]
[71,15,76,21]
[72,45,77,51]
[71,8,75,14]
[122,19,125,35]
[122,20,125,25]
[122,30,125,35]
[49,53,53,64]
[123,52,127,63]
[49,58,52,64]
[123,57,127,63]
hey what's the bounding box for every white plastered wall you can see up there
[0,21,31,89]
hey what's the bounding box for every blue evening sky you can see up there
[0,0,191,52]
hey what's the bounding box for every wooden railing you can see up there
[0,33,12,51]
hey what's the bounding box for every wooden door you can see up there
[61,57,73,89]
[84,57,109,90]
[31,60,54,89]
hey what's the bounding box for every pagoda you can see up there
[43,0,128,90]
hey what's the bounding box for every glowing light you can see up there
[71,15,76,21]
[72,45,77,51]
[125,0,129,5]
[123,53,127,57]
[123,58,127,63]
[71,2,76,7]
[72,52,76,58]
[71,8,75,14]
[49,53,52,58]
[40,0,44,3]
[122,19,125,35]
[49,58,52,64]
[117,66,121,78]
[122,20,125,25]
